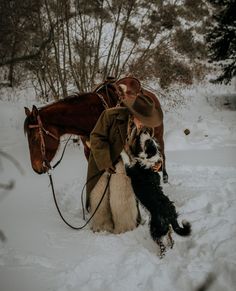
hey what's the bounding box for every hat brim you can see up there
[122,98,163,128]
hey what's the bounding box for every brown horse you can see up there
[24,78,168,181]
[24,82,119,174]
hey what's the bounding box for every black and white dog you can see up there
[121,128,191,257]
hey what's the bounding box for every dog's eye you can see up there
[143,129,148,135]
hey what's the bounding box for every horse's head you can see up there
[24,105,60,174]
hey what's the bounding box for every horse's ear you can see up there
[32,105,38,117]
[24,107,31,117]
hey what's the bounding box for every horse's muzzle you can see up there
[33,168,46,175]
[33,162,49,174]
[33,169,46,175]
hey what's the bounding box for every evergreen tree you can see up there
[206,0,236,84]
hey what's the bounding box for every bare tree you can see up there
[0,0,210,99]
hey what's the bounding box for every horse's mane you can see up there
[59,92,92,103]
[43,92,91,107]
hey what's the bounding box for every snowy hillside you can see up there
[0,83,236,291]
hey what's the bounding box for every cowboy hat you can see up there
[122,94,163,127]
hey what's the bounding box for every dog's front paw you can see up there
[163,172,168,183]
[120,150,130,166]
[157,239,166,259]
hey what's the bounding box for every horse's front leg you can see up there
[80,135,91,161]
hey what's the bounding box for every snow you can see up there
[0,83,236,291]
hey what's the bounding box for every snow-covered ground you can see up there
[0,83,236,291]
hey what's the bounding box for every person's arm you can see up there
[90,110,115,172]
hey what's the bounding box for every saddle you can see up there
[116,76,141,100]
[93,76,162,109]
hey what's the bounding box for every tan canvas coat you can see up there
[86,107,130,209]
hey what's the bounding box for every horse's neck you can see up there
[40,103,90,136]
[97,86,119,107]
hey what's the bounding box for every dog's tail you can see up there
[171,219,191,236]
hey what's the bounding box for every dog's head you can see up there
[128,127,162,168]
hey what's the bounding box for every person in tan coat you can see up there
[86,94,163,234]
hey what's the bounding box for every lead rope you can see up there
[47,170,111,230]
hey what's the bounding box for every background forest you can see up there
[0,0,235,101]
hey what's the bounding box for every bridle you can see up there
[28,114,59,171]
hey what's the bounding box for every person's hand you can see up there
[152,160,162,172]
[105,165,116,174]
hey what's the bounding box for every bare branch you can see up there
[0,151,24,175]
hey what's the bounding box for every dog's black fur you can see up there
[122,128,191,256]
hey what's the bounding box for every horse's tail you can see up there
[171,219,191,236]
